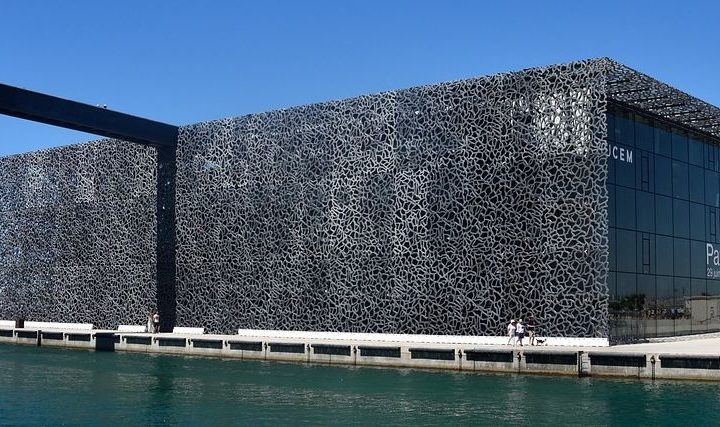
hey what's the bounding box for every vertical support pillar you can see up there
[156,145,177,332]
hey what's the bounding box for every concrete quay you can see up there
[3,325,720,381]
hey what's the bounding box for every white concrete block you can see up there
[173,327,205,334]
[23,321,93,330]
[118,325,147,333]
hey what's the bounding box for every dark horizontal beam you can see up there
[0,83,178,147]
[647,102,688,111]
[665,109,703,117]
[686,117,718,124]
[624,95,669,103]
[607,78,632,85]
[608,87,649,95]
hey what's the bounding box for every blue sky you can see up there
[1,0,718,156]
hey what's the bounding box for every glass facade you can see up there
[607,105,720,341]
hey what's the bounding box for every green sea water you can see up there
[0,343,718,426]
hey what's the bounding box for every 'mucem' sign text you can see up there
[608,143,633,164]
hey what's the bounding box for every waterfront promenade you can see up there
[3,322,720,381]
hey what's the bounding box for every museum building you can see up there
[607,102,720,340]
[1,58,719,343]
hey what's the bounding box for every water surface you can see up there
[0,343,717,425]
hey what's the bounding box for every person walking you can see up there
[146,310,153,333]
[527,316,538,345]
[507,319,517,346]
[152,310,160,333]
[515,318,526,346]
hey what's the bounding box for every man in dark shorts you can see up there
[527,316,538,345]
[152,310,160,333]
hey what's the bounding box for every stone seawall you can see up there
[3,327,720,381]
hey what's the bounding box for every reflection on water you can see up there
[1,343,719,425]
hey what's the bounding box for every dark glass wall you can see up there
[607,105,720,341]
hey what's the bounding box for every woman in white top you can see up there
[146,310,153,333]
[515,319,526,346]
[507,320,516,345]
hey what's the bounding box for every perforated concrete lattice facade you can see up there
[0,141,157,328]
[3,58,719,339]
[175,59,611,337]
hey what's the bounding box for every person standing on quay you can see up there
[527,316,538,345]
[152,311,160,333]
[515,319,526,346]
[146,310,154,333]
[507,319,516,345]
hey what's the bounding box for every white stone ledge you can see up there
[23,321,93,330]
[117,325,147,333]
[235,329,609,347]
[173,327,205,335]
